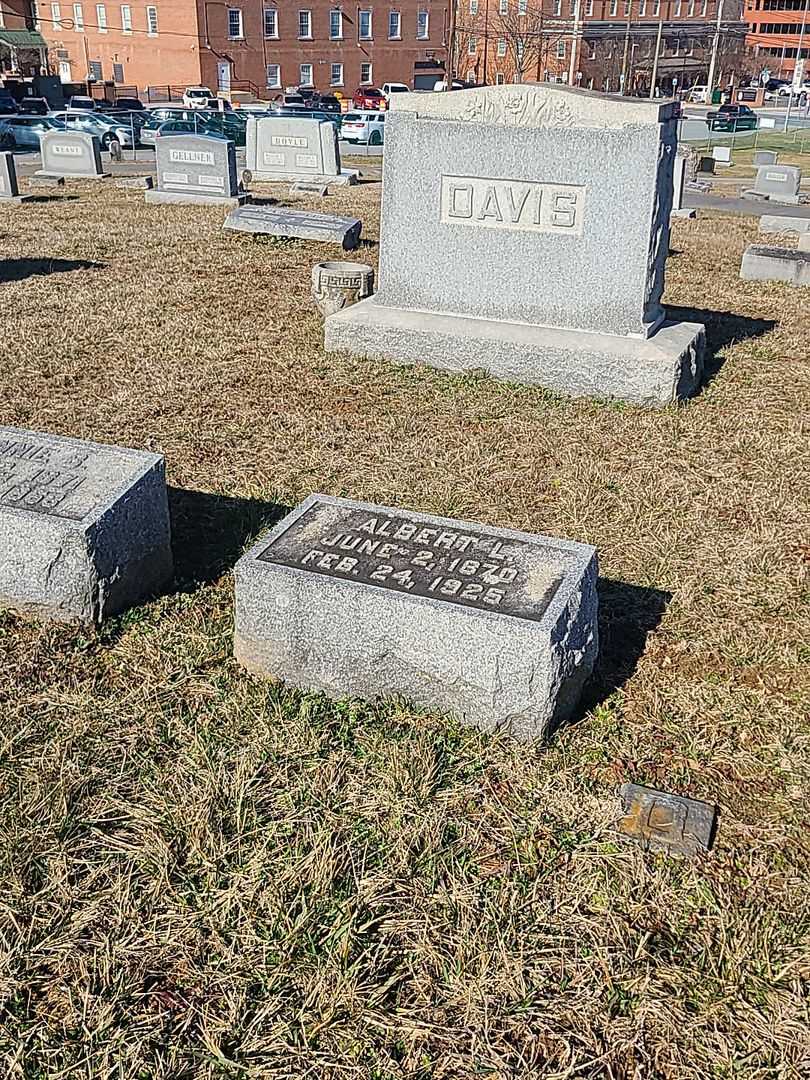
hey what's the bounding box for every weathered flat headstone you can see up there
[291,179,330,197]
[759,214,810,235]
[234,494,598,739]
[145,133,245,207]
[245,116,357,185]
[116,175,154,190]
[670,153,695,220]
[753,150,778,167]
[740,243,810,287]
[798,232,810,252]
[0,151,33,204]
[223,205,361,249]
[36,130,108,180]
[326,83,704,407]
[0,427,173,622]
[745,164,802,205]
[616,783,718,856]
[30,175,65,188]
[711,144,732,167]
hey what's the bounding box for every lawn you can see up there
[0,178,808,1079]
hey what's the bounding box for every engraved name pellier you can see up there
[440,176,585,236]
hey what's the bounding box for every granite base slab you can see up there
[759,215,810,235]
[740,244,810,286]
[145,189,246,207]
[34,170,110,180]
[251,168,357,185]
[325,301,705,407]
[0,194,35,205]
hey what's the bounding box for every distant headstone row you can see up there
[0,426,598,740]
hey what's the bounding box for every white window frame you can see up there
[553,0,561,14]
[264,7,277,37]
[469,0,478,11]
[51,2,61,28]
[609,0,617,14]
[688,0,694,13]
[585,0,592,12]
[145,4,158,34]
[298,8,311,38]
[358,9,372,38]
[299,62,313,86]
[674,0,681,14]
[266,62,280,87]
[416,9,428,38]
[638,0,645,14]
[330,61,343,85]
[388,9,400,37]
[556,38,565,57]
[496,37,506,56]
[498,0,507,12]
[623,0,630,15]
[701,0,707,13]
[360,60,372,82]
[329,8,341,37]
[495,71,504,83]
[653,0,660,12]
[120,4,131,31]
[73,2,84,29]
[95,3,106,30]
[227,8,243,38]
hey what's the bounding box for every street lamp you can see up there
[784,0,808,132]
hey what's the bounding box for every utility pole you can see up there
[784,0,808,132]
[482,0,490,84]
[445,0,457,89]
[620,18,631,94]
[568,0,581,87]
[706,0,723,101]
[649,17,663,98]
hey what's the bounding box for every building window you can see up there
[416,8,428,37]
[518,0,526,11]
[73,2,83,28]
[266,62,280,86]
[299,62,313,85]
[146,4,157,33]
[653,0,659,12]
[468,35,476,53]
[227,8,242,37]
[609,0,616,13]
[639,0,645,13]
[569,0,575,12]
[360,60,372,81]
[701,0,707,12]
[329,8,341,36]
[688,0,694,13]
[553,0,560,12]
[112,60,123,80]
[495,71,504,83]
[388,9,400,36]
[51,2,61,28]
[498,0,507,12]
[496,37,506,55]
[674,0,681,13]
[264,7,277,36]
[298,9,311,37]
[120,4,131,30]
[585,0,593,13]
[95,3,106,29]
[588,39,596,57]
[469,0,477,11]
[623,0,630,14]
[89,58,102,79]
[0,7,4,25]
[330,61,343,85]
[359,9,371,37]
[556,38,565,56]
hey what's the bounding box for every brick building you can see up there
[744,0,808,80]
[456,0,750,94]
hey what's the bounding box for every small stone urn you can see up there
[311,260,374,317]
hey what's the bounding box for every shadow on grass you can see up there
[168,488,290,589]
[667,305,776,387]
[569,578,672,727]
[0,257,105,283]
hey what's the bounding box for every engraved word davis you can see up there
[440,176,585,236]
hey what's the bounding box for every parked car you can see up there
[431,79,468,91]
[20,97,48,115]
[341,110,385,145]
[352,86,386,110]
[109,96,145,111]
[154,118,227,140]
[204,97,233,111]
[0,91,18,114]
[182,86,214,108]
[706,103,758,132]
[685,84,709,103]
[315,94,342,114]
[268,105,341,130]
[50,110,135,148]
[139,108,211,145]
[2,115,66,148]
[0,118,14,147]
[67,95,97,112]
[381,82,410,100]
[199,110,247,146]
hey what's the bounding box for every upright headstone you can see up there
[748,164,802,205]
[326,84,705,407]
[145,133,245,207]
[234,494,599,740]
[712,144,732,168]
[0,427,173,622]
[670,153,695,219]
[245,116,357,185]
[36,130,107,180]
[0,151,33,204]
[753,150,778,167]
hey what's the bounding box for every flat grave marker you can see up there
[146,133,245,207]
[235,494,599,740]
[0,427,173,622]
[224,205,361,249]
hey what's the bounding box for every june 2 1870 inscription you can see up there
[258,500,567,621]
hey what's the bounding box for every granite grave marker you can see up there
[224,205,362,249]
[146,133,245,207]
[0,151,32,204]
[245,115,357,185]
[748,163,802,205]
[36,130,107,180]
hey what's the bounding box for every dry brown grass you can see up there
[0,178,808,1079]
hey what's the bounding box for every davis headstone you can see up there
[750,164,802,205]
[0,427,173,622]
[753,150,778,166]
[36,130,107,179]
[234,494,599,740]
[145,133,245,207]
[223,205,362,249]
[0,151,32,204]
[326,83,704,407]
[245,115,357,185]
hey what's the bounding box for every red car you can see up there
[352,86,386,111]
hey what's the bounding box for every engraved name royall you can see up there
[440,176,585,236]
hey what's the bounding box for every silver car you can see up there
[50,110,135,149]
[2,115,66,148]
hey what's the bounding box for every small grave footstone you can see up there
[760,214,810,235]
[30,175,65,188]
[711,144,732,168]
[234,494,599,740]
[326,83,704,407]
[291,179,330,197]
[36,130,108,180]
[616,783,718,856]
[146,133,245,207]
[116,175,154,190]
[798,232,810,252]
[0,152,33,204]
[245,115,357,185]
[753,150,778,166]
[224,205,361,249]
[0,427,173,622]
[740,243,810,286]
[670,154,695,220]
[744,164,802,205]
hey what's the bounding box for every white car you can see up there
[381,82,410,100]
[183,86,214,108]
[341,110,385,145]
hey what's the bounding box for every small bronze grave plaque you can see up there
[616,783,718,856]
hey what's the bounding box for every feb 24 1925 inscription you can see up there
[440,176,585,236]
[258,502,566,622]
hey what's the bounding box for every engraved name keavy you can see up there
[440,176,585,236]
[259,504,565,621]
[0,436,93,519]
